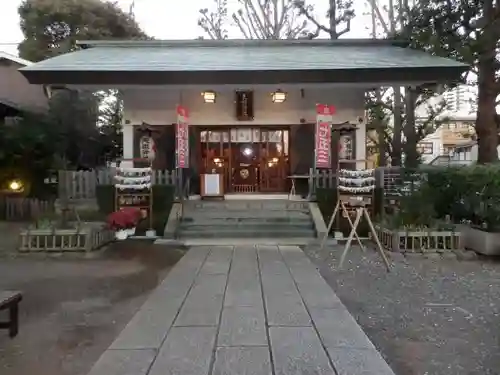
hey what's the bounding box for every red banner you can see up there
[176,105,189,168]
[315,104,335,169]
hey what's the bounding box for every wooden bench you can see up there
[0,291,22,338]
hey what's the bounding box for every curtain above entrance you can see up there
[200,128,283,143]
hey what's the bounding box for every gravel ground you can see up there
[304,244,500,375]
[0,240,184,375]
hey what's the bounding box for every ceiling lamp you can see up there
[272,90,286,103]
[201,90,216,103]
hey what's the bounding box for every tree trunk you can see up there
[391,88,403,166]
[476,1,498,164]
[476,54,498,163]
[403,87,419,168]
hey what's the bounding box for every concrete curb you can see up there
[163,203,182,238]
[308,202,328,238]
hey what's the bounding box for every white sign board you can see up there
[204,174,221,196]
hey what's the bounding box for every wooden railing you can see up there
[58,169,178,200]
[0,196,54,221]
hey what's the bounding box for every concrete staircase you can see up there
[178,200,316,239]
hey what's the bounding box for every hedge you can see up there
[316,165,500,233]
[96,185,176,235]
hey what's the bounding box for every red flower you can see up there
[106,208,141,230]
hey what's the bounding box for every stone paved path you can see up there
[87,245,395,375]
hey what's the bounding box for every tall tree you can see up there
[403,0,498,163]
[199,0,312,40]
[364,0,408,166]
[17,0,148,169]
[18,0,147,62]
[366,87,448,167]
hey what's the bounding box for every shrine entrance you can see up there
[199,127,289,193]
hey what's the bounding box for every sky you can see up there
[0,0,374,57]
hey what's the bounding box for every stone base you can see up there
[457,224,500,256]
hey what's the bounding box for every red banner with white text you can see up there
[315,104,335,169]
[176,105,189,168]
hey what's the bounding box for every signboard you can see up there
[176,105,189,168]
[139,136,156,160]
[315,104,335,169]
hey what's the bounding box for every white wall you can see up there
[419,135,443,164]
[122,86,365,125]
[121,85,367,166]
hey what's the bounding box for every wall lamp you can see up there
[201,90,216,103]
[271,90,286,103]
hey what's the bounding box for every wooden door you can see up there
[259,129,288,192]
[231,143,259,193]
[200,129,231,191]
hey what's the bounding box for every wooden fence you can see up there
[0,196,54,221]
[58,169,177,200]
[309,167,422,196]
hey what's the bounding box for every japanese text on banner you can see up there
[176,105,189,168]
[315,104,335,169]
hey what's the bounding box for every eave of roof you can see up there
[0,51,32,66]
[19,38,469,86]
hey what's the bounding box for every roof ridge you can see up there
[77,38,408,49]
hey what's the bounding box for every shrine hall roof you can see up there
[19,39,468,85]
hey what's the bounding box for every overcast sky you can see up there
[0,0,374,57]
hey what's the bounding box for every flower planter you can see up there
[456,224,500,256]
[125,227,136,236]
[115,230,128,240]
[375,225,461,253]
[19,225,114,252]
[145,229,156,238]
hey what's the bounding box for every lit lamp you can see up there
[201,90,216,103]
[9,180,23,192]
[271,90,286,103]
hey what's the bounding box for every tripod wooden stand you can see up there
[319,166,391,272]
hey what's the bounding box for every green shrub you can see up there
[425,165,500,231]
[96,185,115,215]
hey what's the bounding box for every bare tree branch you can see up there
[293,0,355,39]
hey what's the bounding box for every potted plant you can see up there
[457,192,500,255]
[106,208,141,240]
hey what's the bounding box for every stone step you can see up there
[180,222,315,230]
[181,217,312,224]
[182,212,311,220]
[178,228,316,239]
[185,201,309,210]
[184,208,309,216]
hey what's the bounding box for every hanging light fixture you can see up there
[201,90,216,103]
[271,90,286,103]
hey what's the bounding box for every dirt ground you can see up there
[304,245,500,375]
[0,239,184,375]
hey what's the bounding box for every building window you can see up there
[417,142,433,155]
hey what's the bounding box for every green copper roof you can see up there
[20,39,466,72]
